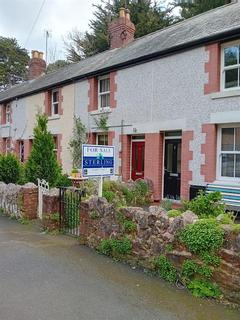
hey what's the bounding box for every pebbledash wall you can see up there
[75,44,240,200]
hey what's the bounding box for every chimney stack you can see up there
[108,8,135,50]
[28,50,46,80]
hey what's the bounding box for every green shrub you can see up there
[121,186,134,205]
[167,209,182,218]
[200,253,221,267]
[231,224,240,234]
[165,244,173,253]
[179,220,224,254]
[185,191,225,218]
[98,237,132,256]
[56,174,72,187]
[0,154,21,184]
[187,279,221,299]
[160,199,173,211]
[181,260,212,283]
[153,255,177,283]
[216,213,234,224]
[123,220,136,233]
[102,190,115,203]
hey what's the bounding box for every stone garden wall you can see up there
[79,196,240,305]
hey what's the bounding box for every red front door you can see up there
[131,141,145,180]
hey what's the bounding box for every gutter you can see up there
[1,26,240,104]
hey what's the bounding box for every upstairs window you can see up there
[98,76,110,109]
[222,43,240,89]
[51,90,59,115]
[1,104,11,125]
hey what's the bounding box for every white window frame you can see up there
[221,41,240,91]
[98,75,110,110]
[217,124,240,182]
[51,89,59,116]
[96,133,108,146]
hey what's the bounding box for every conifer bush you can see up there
[0,153,21,184]
[25,114,61,186]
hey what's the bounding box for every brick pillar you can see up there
[110,72,117,108]
[88,78,98,112]
[108,131,115,145]
[24,139,31,161]
[119,134,131,181]
[144,133,164,201]
[0,138,4,154]
[201,124,217,183]
[181,131,193,200]
[21,185,38,219]
[88,132,96,144]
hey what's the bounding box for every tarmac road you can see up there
[0,216,239,320]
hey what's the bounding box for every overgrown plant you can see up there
[179,219,224,254]
[184,191,225,218]
[153,255,177,283]
[69,116,87,168]
[25,113,61,186]
[0,153,21,184]
[97,237,132,256]
[94,113,109,132]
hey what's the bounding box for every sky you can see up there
[0,0,172,62]
[0,0,102,61]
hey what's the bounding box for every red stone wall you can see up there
[144,133,164,201]
[204,43,220,95]
[180,131,193,200]
[201,124,217,183]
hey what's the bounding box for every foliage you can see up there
[50,212,60,222]
[174,0,231,19]
[167,209,181,218]
[200,253,221,267]
[65,0,174,61]
[0,37,29,91]
[25,114,61,187]
[179,220,224,254]
[165,244,173,253]
[94,113,109,131]
[231,223,240,234]
[56,174,72,187]
[117,212,136,233]
[98,237,132,256]
[102,190,115,203]
[185,191,225,218]
[69,116,87,168]
[0,153,21,184]
[187,279,221,299]
[103,179,151,207]
[160,199,173,211]
[216,212,235,225]
[153,255,177,283]
[46,60,70,74]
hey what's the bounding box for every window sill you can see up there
[89,107,112,116]
[213,179,240,186]
[0,123,10,128]
[211,89,240,100]
[48,115,60,120]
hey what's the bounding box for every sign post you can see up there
[82,144,115,196]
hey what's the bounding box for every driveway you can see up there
[0,216,239,320]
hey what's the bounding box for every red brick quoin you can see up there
[181,131,193,200]
[201,124,217,183]
[204,43,220,95]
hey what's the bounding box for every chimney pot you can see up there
[125,9,130,20]
[119,7,125,18]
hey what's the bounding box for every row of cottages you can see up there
[1,2,240,202]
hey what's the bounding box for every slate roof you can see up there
[1,1,240,103]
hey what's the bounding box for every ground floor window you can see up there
[219,127,240,178]
[97,133,108,145]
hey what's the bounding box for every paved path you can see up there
[0,216,239,320]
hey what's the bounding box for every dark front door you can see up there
[164,139,181,200]
[131,141,145,180]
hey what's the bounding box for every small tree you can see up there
[0,153,21,184]
[25,114,61,186]
[69,116,87,168]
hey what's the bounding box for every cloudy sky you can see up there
[0,0,172,62]
[0,0,102,61]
